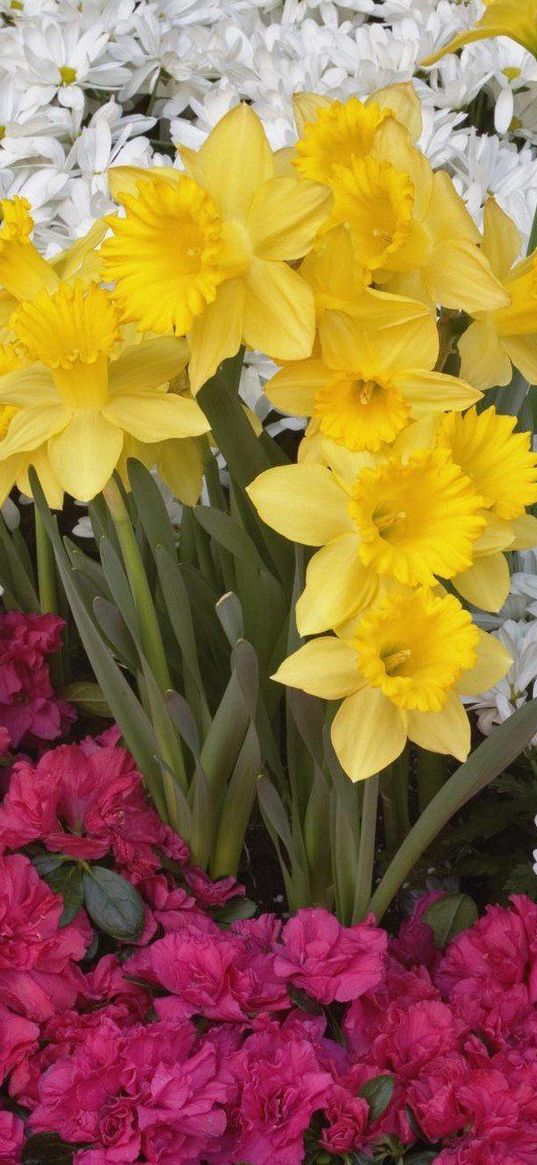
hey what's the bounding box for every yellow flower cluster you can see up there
[243,87,537,782]
[0,86,535,787]
[0,201,209,504]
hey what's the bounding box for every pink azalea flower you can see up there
[225,1029,332,1165]
[0,853,89,1020]
[0,612,75,747]
[273,908,387,1004]
[0,1110,24,1164]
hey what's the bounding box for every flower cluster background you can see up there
[3,0,537,739]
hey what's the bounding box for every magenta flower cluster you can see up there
[1,617,537,1165]
[0,611,75,749]
[1,736,537,1163]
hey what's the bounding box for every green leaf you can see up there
[0,511,39,611]
[128,459,177,560]
[216,591,244,646]
[211,721,261,878]
[212,896,257,924]
[82,866,144,941]
[62,681,112,718]
[45,862,85,926]
[165,689,201,756]
[194,504,268,576]
[30,471,165,815]
[369,696,537,922]
[359,1075,395,1122]
[155,546,205,696]
[404,1152,438,1164]
[423,893,478,949]
[23,1134,77,1164]
[99,534,141,645]
[33,853,65,877]
[93,597,139,672]
[287,983,324,1015]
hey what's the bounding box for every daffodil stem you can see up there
[417,749,446,814]
[35,507,63,687]
[103,478,170,690]
[35,507,58,615]
[353,774,379,922]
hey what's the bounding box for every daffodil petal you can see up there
[394,369,483,414]
[320,308,439,378]
[424,240,510,314]
[272,636,360,700]
[332,687,407,782]
[0,404,70,458]
[110,337,189,396]
[190,104,273,221]
[103,393,210,442]
[247,463,353,545]
[48,413,123,502]
[509,513,537,550]
[248,176,331,261]
[456,630,512,697]
[158,438,203,506]
[0,368,58,407]
[502,335,537,387]
[188,278,245,395]
[370,81,422,141]
[265,359,329,417]
[242,258,316,362]
[429,171,481,245]
[458,320,513,392]
[16,445,64,510]
[453,552,510,613]
[482,198,521,281]
[406,694,470,762]
[296,534,376,635]
[0,453,23,506]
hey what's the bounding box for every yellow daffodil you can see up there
[436,407,537,610]
[247,437,485,635]
[0,197,57,308]
[104,104,331,394]
[293,95,509,314]
[0,282,210,502]
[0,197,105,333]
[458,199,537,390]
[389,408,537,612]
[273,587,511,782]
[421,1,537,66]
[291,83,423,184]
[266,307,482,453]
[346,120,509,314]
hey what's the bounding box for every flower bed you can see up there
[1,718,537,1165]
[3,3,537,1163]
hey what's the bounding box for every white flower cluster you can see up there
[1,0,537,256]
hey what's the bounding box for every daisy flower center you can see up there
[103,174,238,337]
[293,97,391,187]
[59,65,77,85]
[350,448,486,586]
[330,156,415,271]
[313,372,410,452]
[354,589,479,712]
